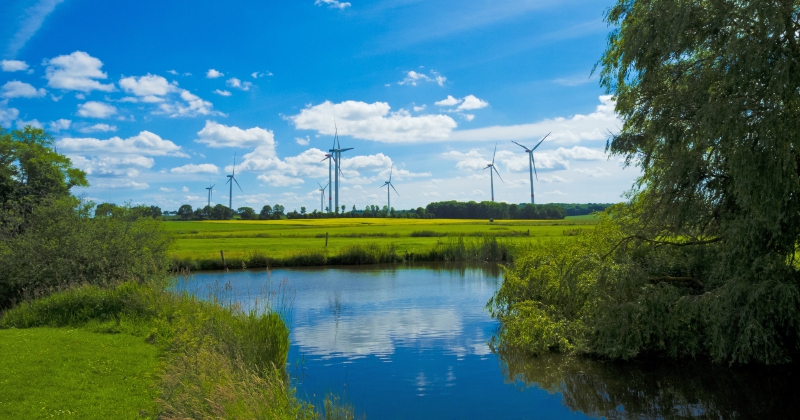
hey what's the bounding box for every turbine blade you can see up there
[318,181,323,189]
[532,155,538,181]
[511,140,529,151]
[389,164,393,182]
[233,177,243,192]
[492,143,497,165]
[391,183,399,195]
[494,165,504,183]
[531,132,551,151]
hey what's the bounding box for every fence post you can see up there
[325,232,329,247]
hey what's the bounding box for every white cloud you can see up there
[258,173,305,187]
[295,136,310,146]
[461,114,475,121]
[574,167,610,178]
[435,95,460,106]
[540,175,570,183]
[456,94,489,111]
[315,0,351,10]
[170,163,220,174]
[77,101,117,118]
[93,180,150,190]
[251,71,272,78]
[44,51,114,92]
[182,186,189,192]
[556,146,607,161]
[16,119,43,129]
[48,118,71,131]
[195,121,276,150]
[398,70,446,87]
[413,104,426,112]
[290,100,457,143]
[226,77,252,91]
[160,187,176,192]
[0,107,20,127]
[157,90,221,118]
[206,69,224,78]
[69,155,154,177]
[167,70,178,75]
[213,89,232,96]
[1,81,46,98]
[449,95,620,144]
[57,131,187,157]
[119,74,174,97]
[78,123,117,133]
[1,60,29,72]
[5,0,65,57]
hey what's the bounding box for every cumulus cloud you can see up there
[315,0,351,10]
[206,69,224,78]
[1,81,46,99]
[78,123,117,133]
[456,95,489,111]
[213,89,232,96]
[157,90,221,117]
[195,121,276,150]
[57,131,187,157]
[48,118,71,132]
[77,101,117,118]
[556,146,607,161]
[398,70,446,87]
[257,173,305,187]
[44,51,114,92]
[16,119,43,129]
[251,71,272,78]
[170,163,220,174]
[93,180,150,190]
[434,95,460,106]
[295,136,310,146]
[226,77,252,91]
[574,167,610,178]
[290,100,457,143]
[1,60,29,72]
[449,95,620,144]
[0,107,20,127]
[119,74,174,97]
[69,155,154,177]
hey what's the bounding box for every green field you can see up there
[167,216,598,261]
[0,328,158,419]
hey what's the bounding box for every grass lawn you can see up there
[166,216,597,260]
[0,328,158,419]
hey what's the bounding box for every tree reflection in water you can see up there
[496,350,800,418]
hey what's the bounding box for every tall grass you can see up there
[171,237,515,272]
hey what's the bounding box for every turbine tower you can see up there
[381,164,399,213]
[321,152,333,213]
[484,144,503,202]
[512,132,550,205]
[226,153,242,217]
[328,122,352,213]
[205,183,215,208]
[317,181,329,213]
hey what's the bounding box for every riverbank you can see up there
[0,280,356,419]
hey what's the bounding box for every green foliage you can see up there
[0,198,173,309]
[426,200,566,219]
[238,206,256,220]
[259,204,273,219]
[177,204,193,220]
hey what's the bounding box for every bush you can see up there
[0,198,172,309]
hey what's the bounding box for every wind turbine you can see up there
[512,132,550,205]
[381,164,399,213]
[205,183,215,208]
[226,153,243,217]
[328,122,353,213]
[321,152,333,213]
[484,144,503,202]
[317,181,329,213]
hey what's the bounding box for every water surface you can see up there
[180,263,799,419]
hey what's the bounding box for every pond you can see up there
[179,263,799,419]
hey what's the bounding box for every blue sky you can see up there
[0,0,636,212]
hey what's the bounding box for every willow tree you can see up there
[490,1,800,364]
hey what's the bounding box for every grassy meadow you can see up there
[167,215,598,269]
